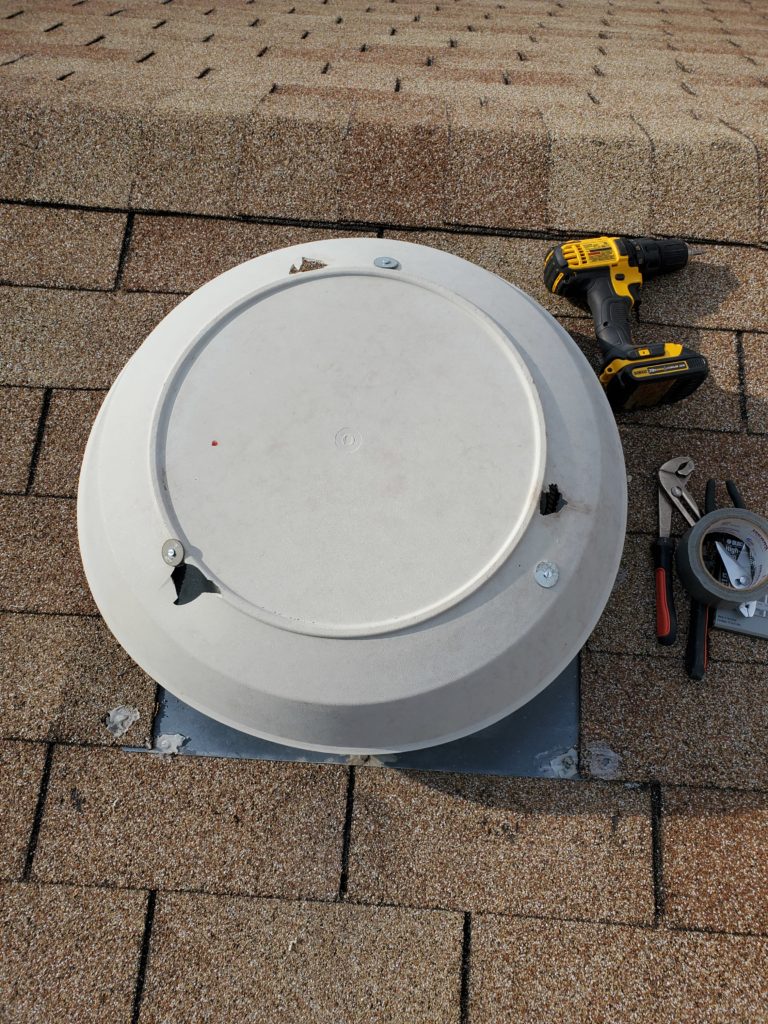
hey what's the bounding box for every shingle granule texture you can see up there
[637,245,768,333]
[0,882,146,1023]
[0,204,126,290]
[237,88,351,221]
[0,387,42,493]
[0,741,46,880]
[0,614,154,747]
[662,787,768,935]
[32,389,105,497]
[0,287,177,389]
[140,893,463,1024]
[1,2,767,240]
[581,651,768,789]
[0,497,95,615]
[742,332,768,434]
[33,746,348,899]
[620,424,768,536]
[470,915,768,1023]
[122,216,364,294]
[348,769,654,923]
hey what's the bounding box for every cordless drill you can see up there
[543,236,708,411]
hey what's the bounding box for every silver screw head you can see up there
[162,539,184,566]
[534,560,559,588]
[374,256,400,270]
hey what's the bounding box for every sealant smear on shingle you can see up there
[21,741,54,880]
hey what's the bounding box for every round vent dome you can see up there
[78,237,626,753]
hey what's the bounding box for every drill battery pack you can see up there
[601,343,709,411]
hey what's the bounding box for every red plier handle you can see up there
[653,535,677,645]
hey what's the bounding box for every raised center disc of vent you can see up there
[153,269,545,637]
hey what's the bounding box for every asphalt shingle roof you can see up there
[1,0,767,1019]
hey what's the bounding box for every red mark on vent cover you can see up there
[211,440,219,446]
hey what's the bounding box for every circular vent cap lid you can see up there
[78,237,626,754]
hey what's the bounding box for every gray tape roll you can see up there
[676,508,768,608]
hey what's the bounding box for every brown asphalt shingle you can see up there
[0,497,95,615]
[33,746,348,899]
[742,332,768,434]
[348,769,654,923]
[238,87,351,221]
[0,882,146,1023]
[581,651,768,789]
[662,786,768,935]
[620,424,768,536]
[0,287,177,388]
[470,915,768,1023]
[31,389,104,496]
[339,94,449,225]
[637,244,768,333]
[140,893,463,1024]
[122,215,364,294]
[0,741,46,880]
[0,614,154,747]
[1,0,767,1014]
[542,106,653,237]
[446,100,548,230]
[0,204,127,289]
[0,386,42,494]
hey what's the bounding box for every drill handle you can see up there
[585,275,634,364]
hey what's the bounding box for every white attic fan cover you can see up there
[78,238,626,754]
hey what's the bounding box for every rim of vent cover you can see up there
[78,237,626,754]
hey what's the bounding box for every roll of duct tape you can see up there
[676,508,768,608]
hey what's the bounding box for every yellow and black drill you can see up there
[543,235,708,411]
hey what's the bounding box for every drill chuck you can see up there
[625,237,688,279]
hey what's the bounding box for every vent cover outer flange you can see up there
[78,237,626,754]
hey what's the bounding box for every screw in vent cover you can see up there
[534,561,559,588]
[162,539,185,566]
[373,256,401,270]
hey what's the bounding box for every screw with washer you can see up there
[373,256,401,270]
[162,539,184,567]
[534,561,559,588]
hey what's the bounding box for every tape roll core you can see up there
[676,508,768,608]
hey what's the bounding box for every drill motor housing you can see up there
[544,235,708,411]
